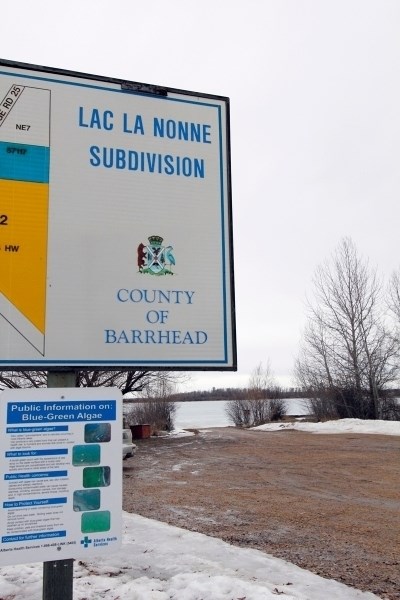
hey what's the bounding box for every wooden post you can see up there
[42,371,76,600]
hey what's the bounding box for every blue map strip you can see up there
[2,531,66,543]
[3,497,67,508]
[0,141,49,183]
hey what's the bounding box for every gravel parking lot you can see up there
[123,427,400,600]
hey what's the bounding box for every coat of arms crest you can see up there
[137,235,175,275]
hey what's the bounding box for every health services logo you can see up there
[80,535,92,548]
[137,235,175,276]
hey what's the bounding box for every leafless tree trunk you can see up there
[296,238,398,420]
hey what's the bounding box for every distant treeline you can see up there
[169,387,309,402]
[128,387,400,404]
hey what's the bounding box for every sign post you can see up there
[43,371,75,600]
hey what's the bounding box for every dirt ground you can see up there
[123,427,400,600]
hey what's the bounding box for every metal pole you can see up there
[43,371,76,600]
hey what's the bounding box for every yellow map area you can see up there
[0,179,48,333]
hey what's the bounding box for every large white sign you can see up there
[0,60,236,369]
[0,387,122,566]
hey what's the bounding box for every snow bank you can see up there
[253,418,400,435]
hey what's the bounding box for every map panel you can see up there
[0,84,50,354]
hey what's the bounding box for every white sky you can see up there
[2,1,400,391]
[1,420,395,600]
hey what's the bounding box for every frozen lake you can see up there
[174,398,309,429]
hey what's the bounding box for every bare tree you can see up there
[296,238,399,420]
[384,268,400,419]
[0,369,163,395]
[0,371,48,389]
[127,372,181,433]
[226,361,286,427]
[388,268,400,324]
